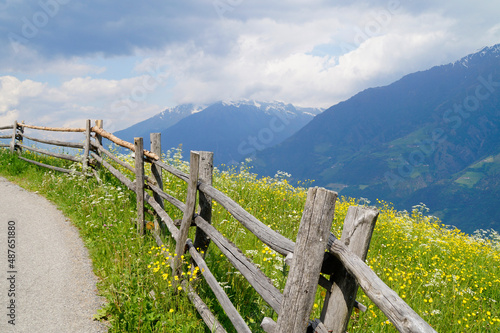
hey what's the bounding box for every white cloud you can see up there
[147,8,487,108]
[0,74,164,133]
[1,0,500,131]
[0,76,45,113]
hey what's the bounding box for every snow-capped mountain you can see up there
[113,100,323,164]
[454,44,500,68]
[113,103,207,145]
[219,99,323,117]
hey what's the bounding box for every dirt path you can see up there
[0,177,108,333]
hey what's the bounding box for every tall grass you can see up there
[0,147,498,332]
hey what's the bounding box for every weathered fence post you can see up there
[173,151,200,286]
[134,137,145,235]
[10,120,17,154]
[150,133,164,233]
[320,206,378,332]
[193,151,214,257]
[16,121,24,154]
[263,187,337,333]
[94,119,103,168]
[82,119,91,173]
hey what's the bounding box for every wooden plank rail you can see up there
[0,125,13,131]
[145,193,180,240]
[198,182,295,256]
[181,280,228,333]
[0,135,12,139]
[91,126,159,161]
[21,133,85,149]
[162,172,283,257]
[151,159,189,182]
[90,137,159,187]
[18,156,81,175]
[5,120,86,174]
[90,140,160,189]
[145,181,186,212]
[327,233,437,333]
[186,238,252,333]
[22,124,86,132]
[90,152,135,190]
[18,144,82,163]
[194,214,283,312]
[0,143,10,148]
[90,141,134,173]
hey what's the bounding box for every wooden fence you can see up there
[0,120,437,333]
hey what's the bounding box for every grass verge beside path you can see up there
[0,150,207,332]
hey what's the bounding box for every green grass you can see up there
[385,125,435,149]
[0,147,499,332]
[454,171,484,188]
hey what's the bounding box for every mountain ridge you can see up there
[114,100,323,164]
[252,43,500,233]
[158,100,323,165]
[113,103,207,146]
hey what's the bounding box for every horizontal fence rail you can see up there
[21,133,85,149]
[21,123,86,132]
[1,120,89,175]
[0,119,438,333]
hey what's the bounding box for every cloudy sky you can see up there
[0,0,499,132]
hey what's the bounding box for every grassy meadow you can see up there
[0,146,499,332]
